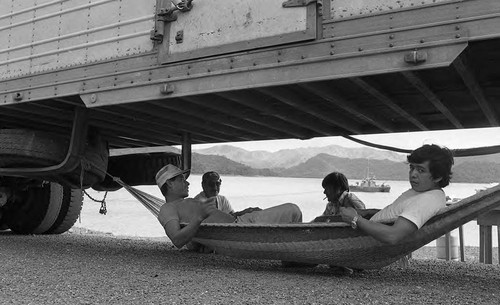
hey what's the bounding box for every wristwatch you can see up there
[351,215,359,229]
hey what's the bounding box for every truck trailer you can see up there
[0,0,499,234]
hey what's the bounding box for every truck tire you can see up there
[92,152,181,191]
[0,129,66,167]
[0,129,108,188]
[5,182,83,234]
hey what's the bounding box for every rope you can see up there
[342,134,500,157]
[80,158,164,217]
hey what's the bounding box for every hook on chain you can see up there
[80,158,108,215]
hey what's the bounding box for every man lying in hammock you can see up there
[340,144,454,245]
[155,164,302,249]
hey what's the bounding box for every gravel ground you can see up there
[1,229,499,305]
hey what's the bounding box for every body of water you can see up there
[75,175,498,247]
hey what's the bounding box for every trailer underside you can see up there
[1,37,499,149]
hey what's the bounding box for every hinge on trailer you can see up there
[158,0,194,23]
[282,0,319,7]
[151,0,194,43]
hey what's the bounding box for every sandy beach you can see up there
[1,228,499,305]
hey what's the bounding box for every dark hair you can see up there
[407,144,454,188]
[322,172,349,193]
[202,171,221,183]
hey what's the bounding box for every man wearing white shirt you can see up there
[194,171,234,214]
[340,144,454,245]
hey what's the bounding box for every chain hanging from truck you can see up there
[82,190,108,215]
[79,160,108,215]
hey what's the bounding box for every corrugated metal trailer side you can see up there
[0,0,156,79]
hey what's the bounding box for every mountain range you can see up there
[194,145,406,168]
[111,144,500,183]
[192,145,500,183]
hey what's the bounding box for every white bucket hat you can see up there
[155,164,190,188]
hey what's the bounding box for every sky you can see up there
[192,127,500,152]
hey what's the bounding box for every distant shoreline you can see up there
[187,173,499,185]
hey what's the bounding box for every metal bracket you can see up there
[150,29,164,42]
[404,50,428,65]
[282,0,318,7]
[175,30,184,43]
[158,0,193,23]
[151,0,193,43]
[158,7,179,23]
[160,83,175,94]
[0,107,89,177]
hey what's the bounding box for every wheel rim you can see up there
[5,182,83,234]
[32,183,64,234]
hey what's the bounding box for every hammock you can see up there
[113,178,166,216]
[115,175,500,269]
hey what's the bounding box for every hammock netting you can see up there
[113,178,165,217]
[111,174,500,269]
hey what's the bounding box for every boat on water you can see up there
[350,174,390,193]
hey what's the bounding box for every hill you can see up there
[111,144,500,183]
[195,144,406,168]
[192,148,500,183]
[191,153,277,177]
[452,161,500,183]
[277,153,408,180]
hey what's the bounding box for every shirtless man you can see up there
[156,164,302,248]
[340,144,454,244]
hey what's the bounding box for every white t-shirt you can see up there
[370,189,446,229]
[193,192,234,214]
